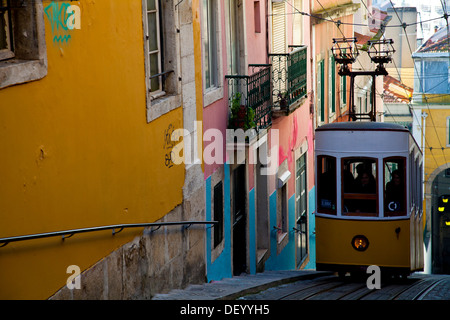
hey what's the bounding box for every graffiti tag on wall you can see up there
[163,124,181,169]
[44,1,81,44]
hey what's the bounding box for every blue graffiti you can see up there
[44,2,74,33]
[44,1,81,44]
[53,35,72,43]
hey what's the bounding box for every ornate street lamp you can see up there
[331,37,395,122]
[331,37,359,65]
[367,39,395,65]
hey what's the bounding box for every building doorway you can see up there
[296,153,308,267]
[431,168,450,274]
[233,164,247,275]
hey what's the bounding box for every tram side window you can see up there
[384,158,406,217]
[342,158,377,216]
[317,156,336,215]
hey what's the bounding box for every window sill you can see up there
[146,93,181,123]
[204,86,223,107]
[0,58,47,89]
[277,231,289,254]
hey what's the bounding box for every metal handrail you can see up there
[0,221,217,248]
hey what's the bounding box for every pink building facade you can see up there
[201,0,315,280]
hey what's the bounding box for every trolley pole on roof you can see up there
[331,38,395,122]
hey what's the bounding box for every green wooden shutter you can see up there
[318,60,325,122]
[329,54,336,114]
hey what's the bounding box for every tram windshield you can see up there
[384,158,406,216]
[342,158,377,216]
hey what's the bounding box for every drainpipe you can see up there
[421,111,427,173]
[421,111,430,274]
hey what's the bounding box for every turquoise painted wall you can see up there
[249,188,256,274]
[206,169,317,279]
[304,186,316,270]
[265,191,296,270]
[206,163,232,281]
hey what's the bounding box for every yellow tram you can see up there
[315,122,424,277]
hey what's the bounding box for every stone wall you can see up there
[49,196,207,300]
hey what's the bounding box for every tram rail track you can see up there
[240,274,450,300]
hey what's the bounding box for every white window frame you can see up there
[146,0,163,96]
[447,116,450,147]
[317,59,325,124]
[201,0,223,107]
[202,0,217,90]
[143,0,182,123]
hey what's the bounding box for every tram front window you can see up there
[384,158,406,216]
[342,158,377,216]
[317,156,336,215]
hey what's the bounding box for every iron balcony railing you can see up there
[269,45,307,112]
[225,64,272,132]
[0,221,217,248]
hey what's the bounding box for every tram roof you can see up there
[316,121,409,132]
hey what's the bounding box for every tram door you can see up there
[233,164,247,275]
[296,154,308,267]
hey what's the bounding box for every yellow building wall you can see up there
[424,108,450,176]
[0,0,186,299]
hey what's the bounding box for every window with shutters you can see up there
[146,0,163,95]
[202,0,223,107]
[272,2,286,54]
[144,0,179,101]
[328,54,336,116]
[202,0,218,90]
[144,0,182,122]
[317,60,325,123]
[0,0,47,89]
[292,0,303,45]
[0,0,13,61]
[272,1,287,95]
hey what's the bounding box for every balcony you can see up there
[226,64,272,133]
[269,46,307,116]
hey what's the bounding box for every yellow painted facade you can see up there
[0,0,204,299]
[419,107,450,185]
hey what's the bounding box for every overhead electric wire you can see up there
[268,3,444,29]
[388,0,450,169]
[283,0,445,174]
[316,0,442,171]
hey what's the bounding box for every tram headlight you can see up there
[351,235,369,251]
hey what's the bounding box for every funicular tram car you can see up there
[315,122,424,277]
